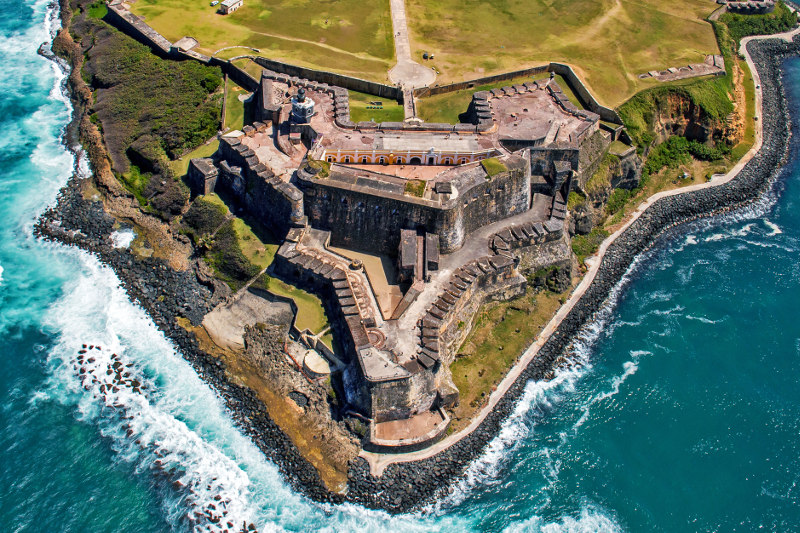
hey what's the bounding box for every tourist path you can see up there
[360,26,800,476]
[387,0,436,90]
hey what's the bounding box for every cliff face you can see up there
[651,92,733,145]
[571,151,642,235]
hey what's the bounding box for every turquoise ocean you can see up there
[2,1,800,530]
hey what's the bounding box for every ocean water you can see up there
[3,1,800,531]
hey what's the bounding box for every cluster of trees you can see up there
[721,1,798,43]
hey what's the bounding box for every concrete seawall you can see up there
[342,33,800,513]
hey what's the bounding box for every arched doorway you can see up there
[409,156,422,165]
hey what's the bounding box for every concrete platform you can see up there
[368,409,450,452]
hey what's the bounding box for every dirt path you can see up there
[250,30,390,65]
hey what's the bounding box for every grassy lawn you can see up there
[348,90,404,123]
[130,0,393,80]
[415,73,580,124]
[730,56,756,161]
[408,0,720,107]
[232,217,278,269]
[231,57,264,80]
[264,276,329,334]
[449,285,569,433]
[169,139,219,177]
[224,79,247,131]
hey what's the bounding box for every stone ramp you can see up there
[202,288,294,351]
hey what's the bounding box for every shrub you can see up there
[205,221,262,288]
[404,179,426,197]
[605,188,632,215]
[572,228,609,264]
[721,2,797,43]
[182,197,228,237]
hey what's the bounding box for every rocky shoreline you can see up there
[36,28,799,515]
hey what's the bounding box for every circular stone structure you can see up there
[302,349,331,378]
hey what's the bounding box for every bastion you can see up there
[189,68,624,451]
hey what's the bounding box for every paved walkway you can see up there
[387,0,435,93]
[360,26,800,476]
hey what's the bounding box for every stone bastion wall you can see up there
[295,155,531,255]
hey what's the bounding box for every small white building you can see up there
[219,0,242,14]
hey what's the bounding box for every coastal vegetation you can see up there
[721,1,797,42]
[601,4,794,234]
[80,21,222,167]
[450,274,572,433]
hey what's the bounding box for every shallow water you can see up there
[2,2,800,530]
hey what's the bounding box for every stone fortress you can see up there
[188,67,639,451]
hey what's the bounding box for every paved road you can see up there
[387,0,436,90]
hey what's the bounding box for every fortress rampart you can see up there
[296,155,530,255]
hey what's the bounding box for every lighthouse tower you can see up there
[290,88,315,124]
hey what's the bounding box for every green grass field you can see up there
[348,90,404,123]
[130,0,393,80]
[169,139,220,177]
[408,0,720,107]
[415,72,581,123]
[224,79,247,130]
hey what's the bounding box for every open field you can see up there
[407,0,721,107]
[416,72,581,123]
[449,285,570,433]
[348,90,405,123]
[129,0,394,79]
[169,139,220,177]
[224,79,247,130]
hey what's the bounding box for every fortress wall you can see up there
[273,242,442,422]
[548,63,622,124]
[413,65,550,98]
[252,57,401,100]
[217,137,304,237]
[369,369,438,423]
[530,146,581,177]
[435,259,527,365]
[105,4,172,57]
[296,158,529,255]
[208,57,260,92]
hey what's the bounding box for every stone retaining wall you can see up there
[252,57,401,100]
[217,136,305,237]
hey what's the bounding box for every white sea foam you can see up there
[764,220,783,236]
[43,252,275,531]
[110,229,136,249]
[685,314,721,325]
[502,503,623,533]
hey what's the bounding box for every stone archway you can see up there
[409,156,422,165]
